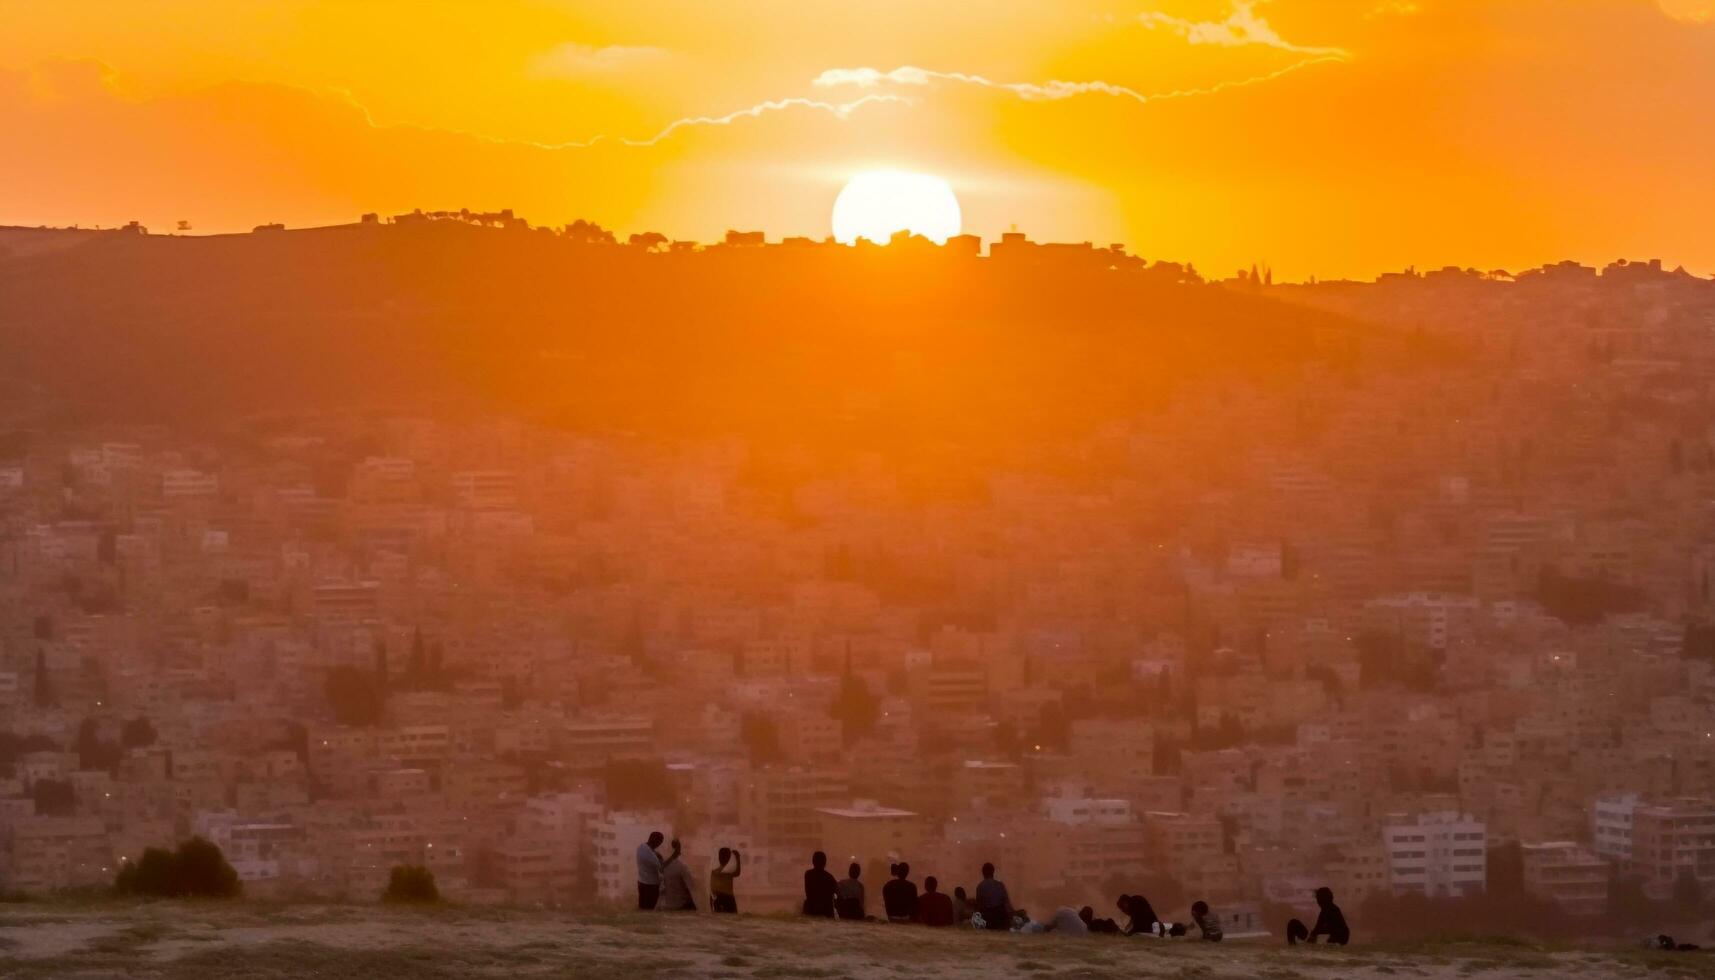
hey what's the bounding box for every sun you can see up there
[831,171,962,246]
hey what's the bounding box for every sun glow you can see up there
[830,171,962,246]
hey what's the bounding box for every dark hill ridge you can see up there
[0,223,1357,445]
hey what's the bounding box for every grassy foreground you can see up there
[3,901,1715,980]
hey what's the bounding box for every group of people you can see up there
[635,833,1351,948]
[634,831,743,914]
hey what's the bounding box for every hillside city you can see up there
[4,219,1715,936]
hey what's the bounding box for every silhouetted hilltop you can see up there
[0,220,1356,446]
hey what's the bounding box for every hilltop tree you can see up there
[77,718,123,772]
[830,664,879,745]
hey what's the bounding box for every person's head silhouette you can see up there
[812,851,827,869]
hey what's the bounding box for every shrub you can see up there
[383,864,440,904]
[114,837,241,899]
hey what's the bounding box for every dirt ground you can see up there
[4,901,1715,980]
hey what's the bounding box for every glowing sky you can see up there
[2,0,1713,279]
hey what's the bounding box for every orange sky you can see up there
[2,0,1713,280]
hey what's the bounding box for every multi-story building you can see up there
[1382,811,1487,898]
[1520,841,1611,916]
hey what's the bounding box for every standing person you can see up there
[1189,900,1225,942]
[636,831,680,911]
[882,862,920,922]
[951,886,973,926]
[803,851,837,918]
[658,839,699,912]
[1287,887,1350,946]
[835,862,866,921]
[974,862,1014,932]
[710,847,741,914]
[919,876,954,927]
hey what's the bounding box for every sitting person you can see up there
[803,851,837,918]
[1286,887,1350,946]
[882,862,920,923]
[835,862,866,921]
[974,863,1015,932]
[951,886,973,926]
[1189,900,1224,942]
[1079,906,1121,934]
[657,840,699,912]
[1120,894,1162,936]
[919,876,955,927]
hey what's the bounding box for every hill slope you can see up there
[2,902,1710,980]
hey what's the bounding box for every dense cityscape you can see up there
[4,219,1715,941]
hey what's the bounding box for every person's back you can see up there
[882,863,919,922]
[835,863,866,921]
[952,886,972,926]
[804,852,837,918]
[1310,887,1350,945]
[1190,900,1224,942]
[1122,894,1162,936]
[659,858,698,912]
[974,864,1012,931]
[1043,906,1089,934]
[919,877,954,928]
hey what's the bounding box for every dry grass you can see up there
[3,902,1715,980]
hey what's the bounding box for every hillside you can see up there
[3,902,1713,980]
[0,223,1361,445]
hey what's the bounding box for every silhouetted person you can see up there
[1190,900,1224,941]
[919,876,954,927]
[636,831,680,911]
[835,862,866,920]
[1287,887,1349,945]
[710,847,741,913]
[1080,906,1120,934]
[975,862,1014,931]
[1120,894,1162,936]
[952,886,973,926]
[883,862,920,922]
[804,851,837,918]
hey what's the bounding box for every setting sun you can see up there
[830,171,962,246]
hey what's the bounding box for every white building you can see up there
[1592,793,1640,865]
[1382,811,1487,897]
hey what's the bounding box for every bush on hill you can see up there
[114,837,241,898]
[382,864,440,904]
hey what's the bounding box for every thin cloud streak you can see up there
[812,57,1346,106]
[334,89,909,150]
[1139,0,1351,58]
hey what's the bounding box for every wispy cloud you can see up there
[578,94,909,149]
[1139,1,1350,58]
[811,57,1345,106]
[336,87,908,150]
[527,43,669,78]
